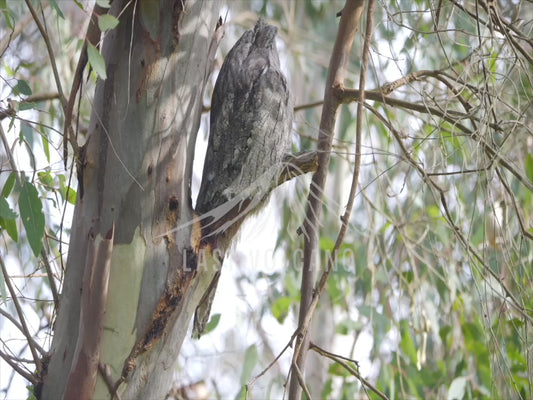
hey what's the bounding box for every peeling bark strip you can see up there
[64,226,114,400]
[193,19,293,336]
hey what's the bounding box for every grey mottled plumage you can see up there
[193,19,293,336]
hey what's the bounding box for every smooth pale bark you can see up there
[40,1,220,399]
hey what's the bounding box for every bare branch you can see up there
[0,7,36,57]
[310,342,389,400]
[40,247,59,308]
[278,151,319,185]
[24,0,67,111]
[494,168,533,241]
[247,339,294,389]
[22,92,60,103]
[288,1,366,398]
[0,347,37,385]
[338,88,533,193]
[368,105,533,325]
[0,309,45,355]
[63,2,109,166]
[0,254,41,373]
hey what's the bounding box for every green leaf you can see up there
[15,79,32,96]
[203,313,220,335]
[327,276,343,303]
[65,187,77,205]
[1,1,14,30]
[19,181,44,257]
[448,376,467,400]
[20,122,33,147]
[321,379,334,399]
[400,320,417,365]
[0,198,17,219]
[41,128,50,162]
[439,325,452,346]
[26,383,38,400]
[271,296,292,323]
[0,264,6,301]
[96,0,111,7]
[239,344,258,385]
[328,362,350,377]
[525,153,533,182]
[3,62,14,77]
[87,43,107,80]
[234,387,246,400]
[58,175,77,205]
[336,318,363,335]
[37,171,54,188]
[19,102,38,111]
[98,14,119,32]
[0,216,18,242]
[427,205,442,218]
[49,0,65,18]
[2,172,16,197]
[319,236,334,252]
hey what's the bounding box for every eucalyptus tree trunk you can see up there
[40,1,221,398]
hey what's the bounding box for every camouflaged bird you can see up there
[193,19,293,337]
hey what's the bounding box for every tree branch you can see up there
[0,125,42,373]
[338,85,533,193]
[367,105,533,325]
[0,6,36,57]
[288,1,365,398]
[0,308,45,356]
[40,247,59,308]
[0,347,37,385]
[24,0,67,111]
[309,342,389,400]
[278,151,319,185]
[0,254,41,374]
[63,2,108,166]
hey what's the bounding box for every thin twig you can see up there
[338,89,533,193]
[291,361,312,400]
[294,100,324,112]
[63,2,107,165]
[24,0,67,111]
[0,309,45,355]
[0,254,41,372]
[368,106,533,324]
[0,348,37,385]
[40,247,60,308]
[309,342,389,400]
[0,6,36,57]
[247,339,295,388]
[493,168,533,241]
[278,151,319,185]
